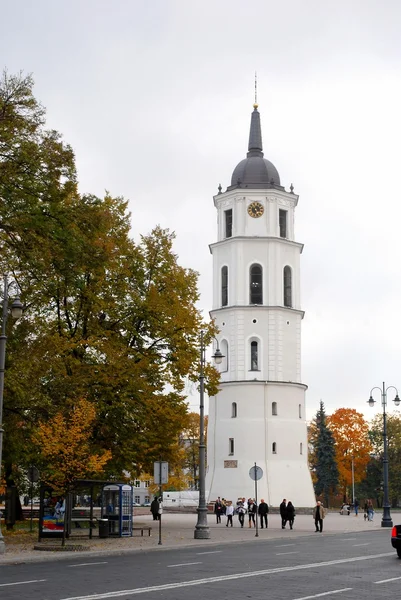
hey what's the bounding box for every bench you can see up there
[71,518,98,529]
[132,526,152,537]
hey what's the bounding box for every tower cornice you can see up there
[214,188,299,209]
[209,236,304,254]
[210,305,305,319]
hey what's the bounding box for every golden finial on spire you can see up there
[253,71,258,109]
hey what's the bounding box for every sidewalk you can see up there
[0,511,387,565]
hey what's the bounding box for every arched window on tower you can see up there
[221,266,228,307]
[300,442,303,455]
[299,404,302,419]
[221,339,229,372]
[250,264,263,304]
[272,442,277,454]
[232,402,237,418]
[272,402,277,416]
[250,341,258,371]
[283,266,292,308]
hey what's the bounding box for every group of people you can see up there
[279,499,296,530]
[214,497,273,529]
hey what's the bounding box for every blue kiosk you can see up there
[102,484,133,537]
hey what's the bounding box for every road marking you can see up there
[353,543,370,547]
[167,562,202,568]
[196,550,222,555]
[0,579,47,587]
[338,538,357,541]
[58,552,393,600]
[68,562,108,568]
[293,590,352,600]
[276,543,296,547]
[276,551,299,555]
[375,576,401,584]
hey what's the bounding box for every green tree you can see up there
[310,401,339,506]
[370,413,401,506]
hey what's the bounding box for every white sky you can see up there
[2,0,401,421]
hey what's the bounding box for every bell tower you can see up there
[206,102,315,507]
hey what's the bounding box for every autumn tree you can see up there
[327,408,372,501]
[310,401,339,506]
[0,71,220,518]
[33,399,111,493]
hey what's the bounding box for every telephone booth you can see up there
[102,484,133,537]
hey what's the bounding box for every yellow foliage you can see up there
[33,398,111,492]
[327,408,372,493]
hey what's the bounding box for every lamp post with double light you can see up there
[368,382,400,528]
[194,330,223,540]
[0,275,23,554]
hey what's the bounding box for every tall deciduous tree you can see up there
[370,413,401,506]
[327,408,372,500]
[0,71,219,515]
[310,401,339,506]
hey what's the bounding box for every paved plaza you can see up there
[0,509,388,564]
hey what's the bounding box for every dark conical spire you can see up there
[247,104,263,157]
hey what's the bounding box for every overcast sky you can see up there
[2,0,401,420]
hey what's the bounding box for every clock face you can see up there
[247,201,264,218]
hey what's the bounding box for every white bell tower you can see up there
[206,102,315,507]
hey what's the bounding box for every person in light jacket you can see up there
[225,501,234,527]
[313,500,326,532]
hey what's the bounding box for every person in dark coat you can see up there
[280,499,287,529]
[150,496,160,521]
[258,499,269,528]
[286,501,295,530]
[248,499,257,528]
[214,498,224,524]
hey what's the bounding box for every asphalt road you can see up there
[0,529,399,600]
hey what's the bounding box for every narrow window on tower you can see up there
[300,442,303,455]
[229,438,235,455]
[249,264,263,304]
[221,266,228,307]
[272,442,277,454]
[283,266,292,308]
[279,209,287,238]
[221,339,229,372]
[299,404,302,419]
[272,401,277,416]
[250,341,258,370]
[232,402,237,418]
[225,209,233,238]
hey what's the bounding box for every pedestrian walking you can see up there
[237,499,246,528]
[367,499,374,521]
[214,497,224,524]
[280,498,287,529]
[248,499,257,528]
[258,499,269,529]
[286,501,295,530]
[225,501,234,527]
[150,496,160,521]
[354,498,359,516]
[313,500,326,532]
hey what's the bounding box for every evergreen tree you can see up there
[312,401,339,506]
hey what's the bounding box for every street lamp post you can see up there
[194,330,223,540]
[0,275,23,554]
[368,382,400,528]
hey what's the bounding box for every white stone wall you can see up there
[206,185,315,507]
